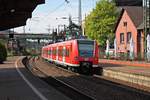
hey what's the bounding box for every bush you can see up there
[0,43,7,63]
[118,52,128,60]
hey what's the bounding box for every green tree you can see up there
[0,42,7,63]
[85,0,118,48]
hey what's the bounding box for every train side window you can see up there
[60,49,62,56]
[46,49,48,56]
[58,47,62,56]
[50,49,52,55]
[58,49,60,56]
[56,47,58,56]
[66,48,68,57]
[58,48,61,56]
[52,49,54,55]
[54,49,56,56]
[63,47,66,57]
[70,44,72,52]
[48,49,51,55]
[48,50,50,55]
[66,48,70,57]
[46,50,47,55]
[53,48,56,56]
[51,49,53,55]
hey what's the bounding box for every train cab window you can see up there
[78,40,94,57]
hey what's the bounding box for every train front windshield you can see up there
[78,40,94,57]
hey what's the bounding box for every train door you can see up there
[48,47,50,59]
[54,47,56,60]
[46,48,48,58]
[58,46,63,61]
[65,45,71,64]
[63,46,66,63]
[52,47,55,60]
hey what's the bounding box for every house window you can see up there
[120,33,124,43]
[127,32,132,43]
[123,22,127,27]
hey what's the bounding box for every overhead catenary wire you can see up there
[46,1,66,17]
[33,0,89,22]
[23,0,96,33]
[33,0,70,23]
[34,0,71,32]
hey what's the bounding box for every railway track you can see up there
[23,57,94,100]
[24,57,150,100]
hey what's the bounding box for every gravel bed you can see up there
[32,58,150,100]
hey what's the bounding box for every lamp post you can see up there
[143,0,150,60]
[78,0,82,26]
[64,0,82,35]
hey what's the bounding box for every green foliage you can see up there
[0,43,7,63]
[85,0,118,47]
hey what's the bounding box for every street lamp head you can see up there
[10,9,15,13]
[56,17,68,20]
[62,17,68,19]
[65,0,69,4]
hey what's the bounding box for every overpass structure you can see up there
[15,33,52,39]
[0,33,52,39]
[0,32,52,55]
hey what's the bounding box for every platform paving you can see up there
[0,56,72,100]
[99,59,150,91]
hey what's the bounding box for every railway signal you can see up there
[9,31,14,39]
[9,33,14,39]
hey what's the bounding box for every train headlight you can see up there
[94,57,98,61]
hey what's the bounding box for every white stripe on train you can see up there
[43,57,98,67]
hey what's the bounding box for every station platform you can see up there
[99,59,150,92]
[0,56,71,100]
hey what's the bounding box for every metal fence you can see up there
[99,50,150,62]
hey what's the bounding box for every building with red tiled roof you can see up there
[115,6,144,59]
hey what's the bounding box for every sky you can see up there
[14,0,98,33]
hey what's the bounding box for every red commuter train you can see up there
[41,39,99,74]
